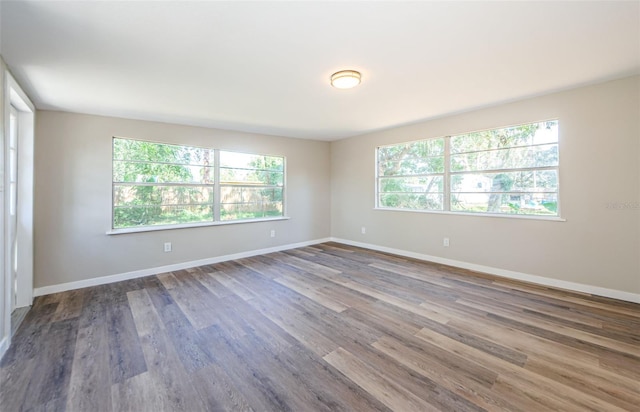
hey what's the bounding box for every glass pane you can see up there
[9,112,17,148]
[220,151,284,171]
[9,149,17,182]
[9,183,16,216]
[220,185,284,221]
[113,204,213,228]
[378,156,445,176]
[532,121,559,145]
[451,192,558,215]
[220,167,283,185]
[451,170,558,193]
[114,161,214,184]
[451,121,558,153]
[450,144,558,172]
[114,185,213,207]
[379,176,443,193]
[378,193,443,210]
[113,138,213,166]
[220,186,283,204]
[220,201,284,221]
[378,138,444,160]
[378,138,445,177]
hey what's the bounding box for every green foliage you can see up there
[114,205,213,228]
[379,193,443,210]
[379,176,443,194]
[451,123,539,153]
[219,151,285,221]
[220,207,282,221]
[377,138,445,211]
[113,138,213,166]
[487,173,514,212]
[113,138,214,228]
[220,152,284,186]
[507,202,521,212]
[378,138,445,177]
[113,140,286,227]
[542,201,557,213]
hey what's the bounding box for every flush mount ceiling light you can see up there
[330,70,361,89]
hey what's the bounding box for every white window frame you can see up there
[218,150,286,222]
[376,120,562,220]
[109,137,287,234]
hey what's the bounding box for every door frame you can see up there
[8,104,19,310]
[1,71,35,356]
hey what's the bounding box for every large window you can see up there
[376,120,559,216]
[112,137,285,229]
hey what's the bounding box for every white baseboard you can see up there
[33,237,331,297]
[330,237,640,304]
[0,336,9,361]
[32,236,640,304]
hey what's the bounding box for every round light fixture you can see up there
[330,70,361,89]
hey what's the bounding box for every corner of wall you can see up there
[327,76,640,300]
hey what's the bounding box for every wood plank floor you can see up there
[1,242,639,411]
[10,307,30,336]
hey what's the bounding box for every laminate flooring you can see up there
[10,307,30,336]
[1,242,639,411]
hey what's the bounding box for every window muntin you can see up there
[112,138,285,229]
[376,120,559,217]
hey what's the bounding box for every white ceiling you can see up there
[2,1,639,141]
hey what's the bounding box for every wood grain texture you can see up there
[2,242,639,411]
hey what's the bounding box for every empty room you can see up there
[1,1,639,411]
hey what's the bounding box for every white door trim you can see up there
[6,73,35,310]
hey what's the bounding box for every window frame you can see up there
[375,120,562,220]
[109,137,287,234]
[376,138,446,212]
[218,149,287,222]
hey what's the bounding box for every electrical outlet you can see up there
[361,226,366,234]
[443,237,450,247]
[270,229,276,238]
[164,242,172,252]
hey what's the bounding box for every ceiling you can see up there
[1,1,639,141]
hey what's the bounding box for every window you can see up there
[112,137,285,230]
[376,120,559,217]
[377,138,445,211]
[220,151,285,221]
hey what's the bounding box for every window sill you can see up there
[106,216,291,235]
[374,208,566,222]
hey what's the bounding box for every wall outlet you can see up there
[270,229,276,238]
[443,237,450,247]
[164,242,172,252]
[361,226,366,234]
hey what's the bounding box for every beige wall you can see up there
[34,111,331,288]
[32,76,640,297]
[331,76,640,295]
